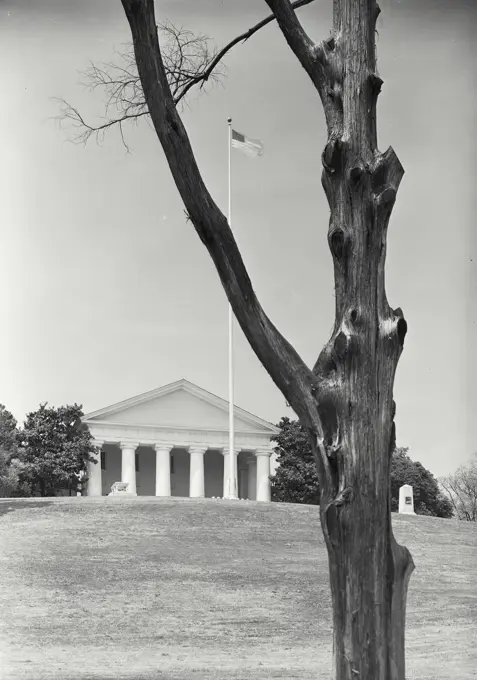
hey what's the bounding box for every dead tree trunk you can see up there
[120,0,414,677]
[306,2,415,678]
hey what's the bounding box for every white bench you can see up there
[108,482,134,496]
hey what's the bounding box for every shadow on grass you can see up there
[0,500,55,518]
[79,676,173,680]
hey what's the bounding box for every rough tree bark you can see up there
[120,1,414,678]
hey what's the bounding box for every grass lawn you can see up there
[0,497,475,680]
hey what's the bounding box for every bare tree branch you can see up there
[119,0,323,433]
[440,454,477,521]
[263,0,338,127]
[53,20,225,150]
[264,0,319,75]
[177,0,317,102]
[53,1,317,149]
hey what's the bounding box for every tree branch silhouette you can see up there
[53,1,316,150]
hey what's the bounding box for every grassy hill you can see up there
[0,497,475,680]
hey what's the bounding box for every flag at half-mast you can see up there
[231,129,264,157]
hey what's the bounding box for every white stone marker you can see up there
[398,484,416,515]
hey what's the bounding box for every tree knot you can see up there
[328,227,349,262]
[374,3,382,25]
[333,331,348,360]
[325,437,341,461]
[368,72,383,96]
[313,344,337,380]
[393,307,408,347]
[348,164,365,187]
[326,82,342,103]
[322,136,344,174]
[372,147,405,194]
[324,36,335,52]
[374,185,396,207]
[397,318,407,347]
[348,307,363,331]
[315,35,338,71]
[335,487,353,506]
[333,330,356,362]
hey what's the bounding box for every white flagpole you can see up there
[227,117,237,500]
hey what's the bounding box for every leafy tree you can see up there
[272,420,453,518]
[16,404,98,497]
[0,404,18,453]
[390,447,453,518]
[57,1,416,676]
[0,449,30,498]
[0,404,29,497]
[440,453,477,521]
[271,417,319,505]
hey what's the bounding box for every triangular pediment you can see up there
[83,379,279,434]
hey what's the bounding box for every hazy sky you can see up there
[0,0,475,477]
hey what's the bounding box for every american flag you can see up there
[231,129,264,157]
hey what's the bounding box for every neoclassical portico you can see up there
[82,379,279,502]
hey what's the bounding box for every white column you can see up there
[398,484,416,515]
[255,448,272,502]
[155,444,173,497]
[189,446,207,498]
[246,456,256,501]
[87,440,103,497]
[222,447,239,499]
[120,442,138,495]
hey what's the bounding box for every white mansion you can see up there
[82,379,280,501]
